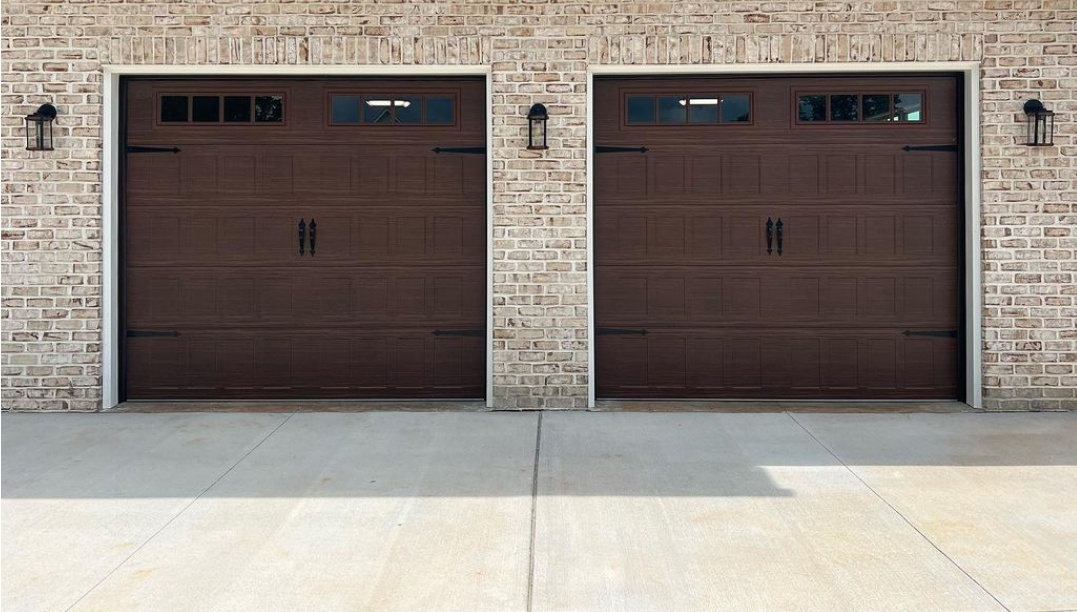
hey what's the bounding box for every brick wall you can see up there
[1,1,1074,410]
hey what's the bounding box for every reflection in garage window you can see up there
[160,96,188,122]
[331,95,361,123]
[254,96,284,122]
[797,92,925,123]
[862,94,891,121]
[330,95,455,125]
[685,97,719,123]
[425,96,454,123]
[158,94,284,124]
[626,96,656,123]
[395,96,422,123]
[721,94,751,122]
[192,96,220,122]
[894,93,923,121]
[830,94,859,121]
[363,95,394,123]
[224,96,252,122]
[798,95,827,122]
[658,96,686,123]
[625,94,752,124]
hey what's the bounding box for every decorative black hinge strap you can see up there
[595,328,648,336]
[432,329,485,337]
[127,330,180,338]
[901,144,958,152]
[432,146,486,154]
[126,145,181,154]
[902,330,958,338]
[595,145,649,154]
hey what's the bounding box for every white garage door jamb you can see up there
[101,65,495,409]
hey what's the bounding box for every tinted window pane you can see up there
[395,96,422,123]
[425,96,454,123]
[894,93,923,121]
[223,96,252,122]
[254,96,283,122]
[721,94,751,122]
[687,97,719,123]
[331,95,360,124]
[364,95,393,123]
[657,96,686,123]
[798,95,826,122]
[160,96,188,122]
[626,96,655,123]
[830,94,859,121]
[862,94,891,121]
[192,96,220,122]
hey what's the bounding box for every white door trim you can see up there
[586,61,983,408]
[101,64,495,408]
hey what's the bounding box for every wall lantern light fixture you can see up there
[1023,99,1054,147]
[527,103,549,150]
[25,103,57,152]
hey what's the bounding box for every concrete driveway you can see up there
[2,411,1075,612]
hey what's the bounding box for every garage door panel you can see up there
[126,209,297,265]
[596,330,957,399]
[126,332,483,399]
[597,147,956,205]
[689,156,722,194]
[596,206,956,264]
[128,149,479,204]
[128,267,481,328]
[127,155,182,195]
[126,208,482,266]
[597,267,957,327]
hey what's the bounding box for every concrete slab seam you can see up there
[785,412,1013,612]
[59,411,298,612]
[526,412,543,612]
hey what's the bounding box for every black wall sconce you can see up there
[1023,99,1054,147]
[527,103,548,150]
[24,103,57,151]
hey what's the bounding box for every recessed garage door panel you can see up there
[596,331,958,399]
[596,76,960,400]
[124,78,486,400]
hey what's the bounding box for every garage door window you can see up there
[797,93,925,123]
[159,94,285,124]
[329,94,456,125]
[625,94,752,124]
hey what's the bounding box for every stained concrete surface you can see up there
[2,410,1074,612]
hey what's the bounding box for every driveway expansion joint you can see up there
[60,411,297,612]
[786,412,1013,612]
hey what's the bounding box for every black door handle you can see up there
[298,219,306,256]
[765,218,774,255]
[776,218,784,256]
[308,219,317,256]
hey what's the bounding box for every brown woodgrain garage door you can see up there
[595,76,961,399]
[123,78,486,399]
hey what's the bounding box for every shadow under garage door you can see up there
[123,78,486,400]
[594,75,961,400]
